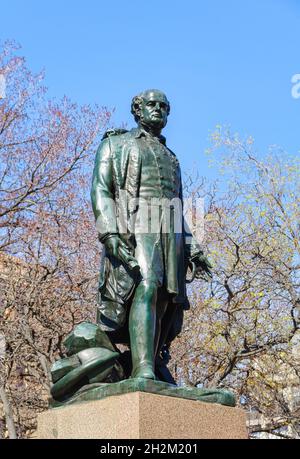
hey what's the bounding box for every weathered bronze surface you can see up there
[49,90,233,407]
[50,323,124,402]
[50,378,235,408]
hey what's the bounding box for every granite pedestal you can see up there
[36,390,248,439]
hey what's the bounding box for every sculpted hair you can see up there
[131,90,170,123]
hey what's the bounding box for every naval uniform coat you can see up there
[91,127,203,344]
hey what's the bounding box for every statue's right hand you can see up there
[104,235,140,272]
[104,235,120,259]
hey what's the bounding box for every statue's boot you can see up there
[153,289,169,359]
[129,280,157,380]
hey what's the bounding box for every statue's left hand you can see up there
[189,254,213,282]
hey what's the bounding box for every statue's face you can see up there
[139,91,169,130]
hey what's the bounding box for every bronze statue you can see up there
[90,89,211,380]
[49,91,235,408]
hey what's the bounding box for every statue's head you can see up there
[131,89,170,131]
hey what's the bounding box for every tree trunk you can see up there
[0,386,17,439]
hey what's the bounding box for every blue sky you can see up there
[1,0,300,176]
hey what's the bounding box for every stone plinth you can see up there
[36,392,248,439]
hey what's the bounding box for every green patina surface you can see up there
[49,91,227,414]
[50,378,235,409]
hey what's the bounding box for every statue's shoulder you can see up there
[101,128,129,141]
[100,128,137,150]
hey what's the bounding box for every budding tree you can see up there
[171,127,300,439]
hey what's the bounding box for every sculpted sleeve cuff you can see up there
[183,219,204,260]
[99,233,118,244]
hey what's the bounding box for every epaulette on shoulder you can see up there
[101,128,128,140]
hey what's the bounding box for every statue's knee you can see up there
[139,280,158,299]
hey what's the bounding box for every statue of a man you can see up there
[91,89,211,381]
